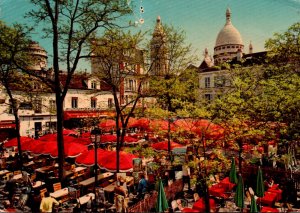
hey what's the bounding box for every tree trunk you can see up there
[56,94,65,182]
[202,137,211,213]
[13,109,23,171]
[116,115,120,173]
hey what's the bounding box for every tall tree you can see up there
[147,24,198,155]
[0,21,33,170]
[21,0,132,181]
[91,29,146,172]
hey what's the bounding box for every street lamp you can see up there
[90,127,102,202]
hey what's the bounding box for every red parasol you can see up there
[81,132,91,138]
[192,120,224,140]
[100,134,117,144]
[63,129,78,136]
[149,119,176,132]
[21,139,42,151]
[98,119,117,131]
[129,118,151,130]
[49,142,88,158]
[39,134,77,143]
[124,136,140,144]
[98,151,137,172]
[75,149,108,167]
[29,141,56,155]
[3,137,33,148]
[151,141,184,151]
[71,137,92,146]
[174,119,199,132]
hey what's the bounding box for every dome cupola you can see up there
[213,8,244,65]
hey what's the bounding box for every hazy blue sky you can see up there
[1,0,300,70]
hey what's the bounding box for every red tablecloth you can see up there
[209,184,227,198]
[258,191,277,206]
[193,198,216,212]
[219,177,236,191]
[261,206,279,212]
[182,207,200,212]
[268,188,282,201]
[269,184,279,190]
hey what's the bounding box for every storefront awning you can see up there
[64,111,113,120]
[0,121,16,129]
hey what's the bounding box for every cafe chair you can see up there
[193,193,200,202]
[3,172,13,182]
[30,174,36,182]
[40,188,47,198]
[13,170,21,175]
[53,182,62,192]
[171,200,178,211]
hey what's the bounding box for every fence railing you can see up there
[128,179,183,212]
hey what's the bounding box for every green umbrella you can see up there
[234,174,244,209]
[229,157,238,184]
[155,179,169,212]
[255,166,265,197]
[250,195,258,213]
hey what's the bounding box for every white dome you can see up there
[215,24,243,46]
[215,8,243,47]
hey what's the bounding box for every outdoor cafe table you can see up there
[103,181,117,193]
[32,180,45,189]
[261,206,279,212]
[257,191,277,206]
[192,198,216,212]
[219,177,236,191]
[78,172,114,187]
[50,187,69,199]
[12,173,22,180]
[0,170,9,177]
[78,193,95,205]
[209,183,227,198]
[35,165,55,174]
[268,188,282,201]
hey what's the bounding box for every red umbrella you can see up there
[22,140,42,151]
[98,151,137,172]
[99,119,116,131]
[174,119,198,132]
[49,142,88,158]
[100,134,117,144]
[39,134,57,141]
[192,120,224,140]
[75,149,108,167]
[149,119,176,132]
[151,141,184,151]
[3,137,33,148]
[29,141,56,155]
[81,132,91,138]
[129,118,151,130]
[124,136,140,144]
[72,137,92,146]
[39,134,77,143]
[63,129,78,136]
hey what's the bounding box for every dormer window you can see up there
[91,81,97,89]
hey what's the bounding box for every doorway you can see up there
[34,122,42,139]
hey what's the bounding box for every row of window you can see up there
[215,45,242,51]
[204,76,228,88]
[8,96,114,114]
[71,97,113,109]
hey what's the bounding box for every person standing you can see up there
[182,162,191,191]
[39,191,59,213]
[137,173,147,199]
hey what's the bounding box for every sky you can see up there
[1,0,300,70]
